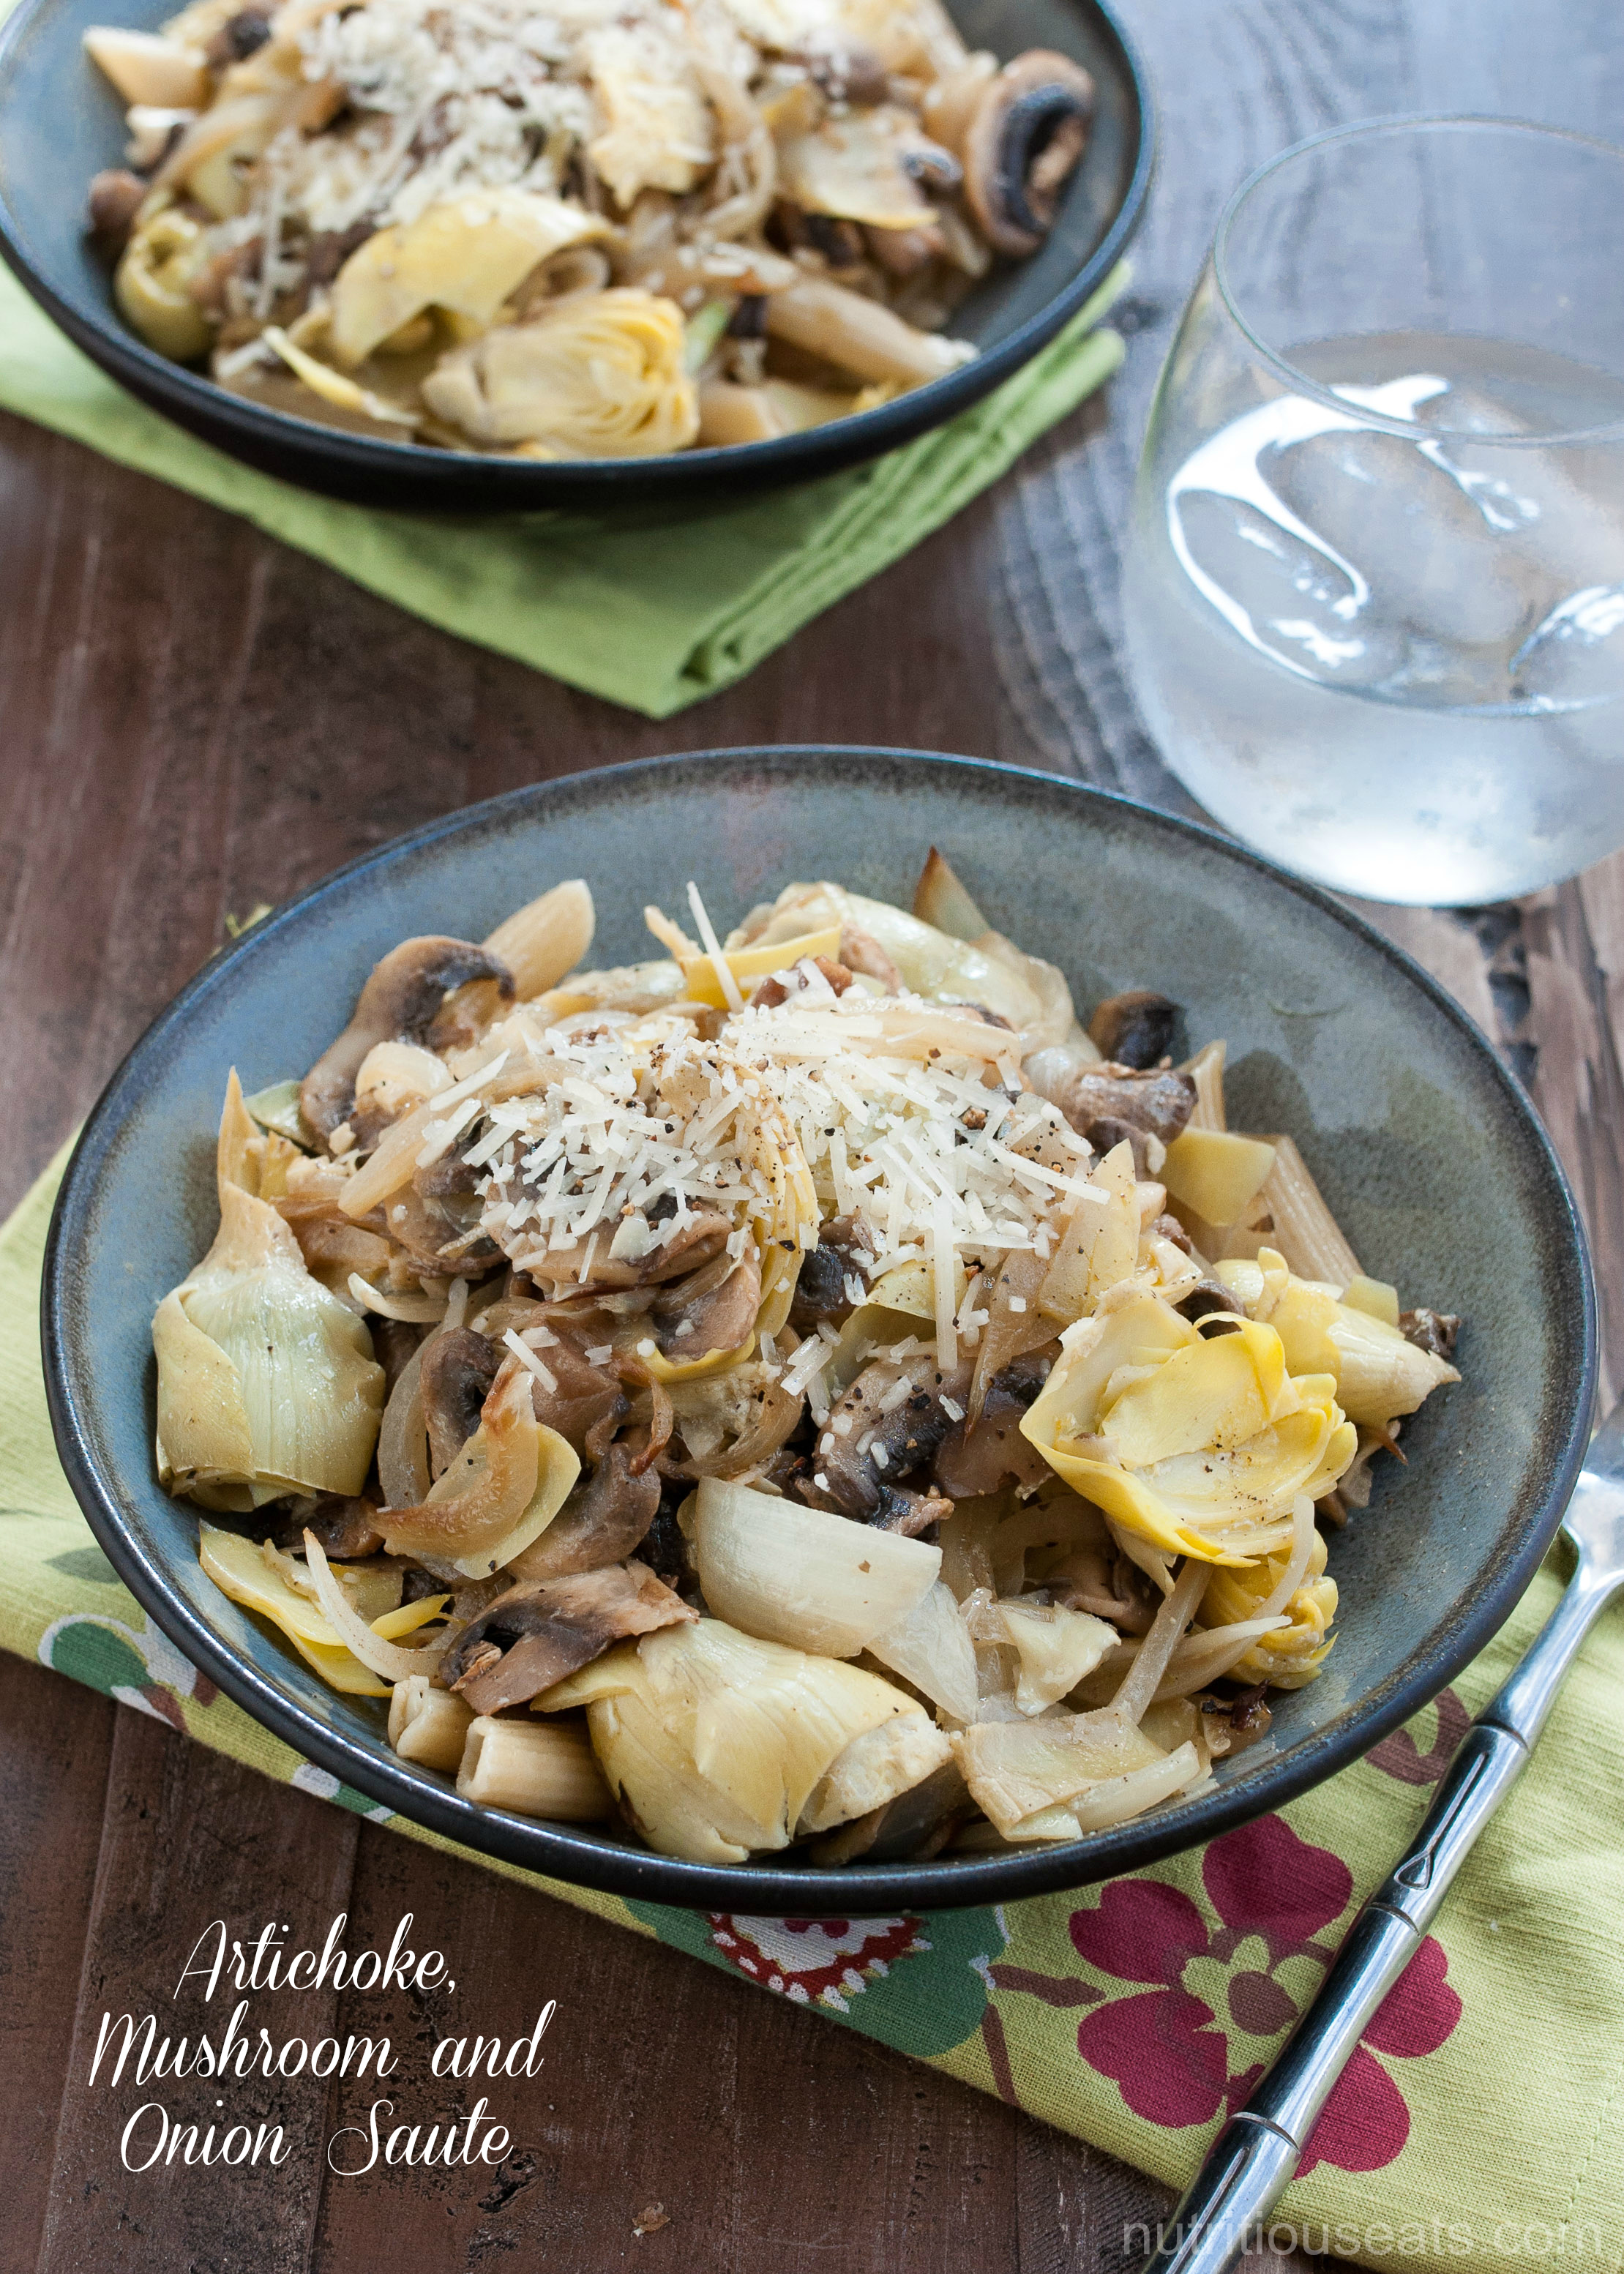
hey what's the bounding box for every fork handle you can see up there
[1140,1547,1623,2274]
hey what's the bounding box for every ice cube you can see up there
[1172,488,1408,689]
[1512,585,1624,708]
[1267,428,1541,650]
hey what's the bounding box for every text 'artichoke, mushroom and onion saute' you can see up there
[153,855,1462,1865]
[83,0,1095,457]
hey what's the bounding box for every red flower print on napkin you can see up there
[1055,1814,1462,2174]
[1298,1934,1462,2174]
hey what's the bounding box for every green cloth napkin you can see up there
[0,261,1125,716]
[6,1149,1623,2269]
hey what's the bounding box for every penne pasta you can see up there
[389,1675,474,1772]
[456,1716,613,1819]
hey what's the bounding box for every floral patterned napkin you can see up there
[6,1148,1622,2270]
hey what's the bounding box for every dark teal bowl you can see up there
[41,749,1596,1909]
[0,0,1150,508]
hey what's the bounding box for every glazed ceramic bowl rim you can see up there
[40,748,1598,1910]
[0,0,1153,502]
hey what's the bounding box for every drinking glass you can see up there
[1121,117,1624,902]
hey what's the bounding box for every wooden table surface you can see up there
[4,3,1622,2267]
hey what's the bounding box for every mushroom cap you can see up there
[962,49,1094,259]
[299,934,514,1140]
[1058,1063,1197,1148]
[1088,988,1180,1070]
[420,1327,504,1478]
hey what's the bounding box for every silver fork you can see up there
[1142,1399,1624,2274]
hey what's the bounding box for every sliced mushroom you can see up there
[300,936,514,1141]
[1202,1683,1273,1754]
[1178,1279,1244,1325]
[1056,1063,1197,1151]
[442,1560,695,1713]
[505,1443,662,1581]
[787,1212,873,1332]
[378,1182,502,1279]
[1088,989,1179,1070]
[205,5,273,66]
[371,1316,423,1400]
[1401,1309,1462,1362]
[651,1243,760,1359]
[1045,1534,1158,1635]
[813,1352,971,1531]
[420,1328,503,1478]
[520,1329,629,1453]
[272,1492,385,1560]
[933,1350,1056,1499]
[510,1206,734,1295]
[962,50,1094,259]
[637,1476,699,1592]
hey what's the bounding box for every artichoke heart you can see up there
[581,21,717,208]
[1019,1288,1357,1564]
[733,880,1060,1035]
[1201,1527,1339,1690]
[154,1073,384,1511]
[116,203,214,362]
[777,105,949,231]
[1216,1248,1460,1432]
[421,288,699,457]
[329,190,612,368]
[537,1617,921,1862]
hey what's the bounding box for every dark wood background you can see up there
[4,1,1622,2265]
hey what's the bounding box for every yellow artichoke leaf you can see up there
[1202,1530,1340,1690]
[586,1693,757,1863]
[690,1639,910,1843]
[677,923,845,1008]
[177,1183,383,1498]
[448,1420,580,1580]
[154,1288,255,1490]
[1221,1248,1458,1430]
[1049,1459,1276,1565]
[198,1523,391,1697]
[535,1637,643,1711]
[330,190,611,367]
[1161,1126,1277,1227]
[953,1710,1166,1838]
[1104,1319,1297,1471]
[1021,1291,1194,1460]
[986,1601,1118,1713]
[1037,1140,1139,1325]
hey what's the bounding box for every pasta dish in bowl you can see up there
[152,852,1461,1867]
[82,0,1094,458]
[0,0,1148,502]
[40,749,1590,1907]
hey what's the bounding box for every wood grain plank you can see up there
[33,1706,359,2274]
[0,1659,117,2256]
[309,1818,1036,2274]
